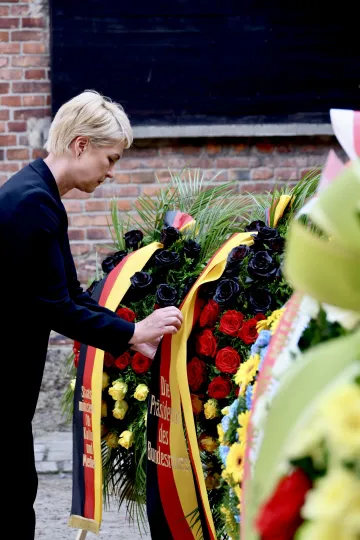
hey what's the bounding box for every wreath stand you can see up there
[76,531,87,540]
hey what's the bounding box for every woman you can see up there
[0,90,182,539]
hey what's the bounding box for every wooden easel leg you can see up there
[76,530,87,540]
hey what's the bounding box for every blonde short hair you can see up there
[44,90,133,154]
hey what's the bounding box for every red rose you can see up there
[199,300,220,328]
[187,357,207,391]
[104,352,116,368]
[215,347,241,374]
[131,352,152,374]
[254,313,266,321]
[73,350,80,368]
[219,310,244,337]
[238,317,259,344]
[255,468,312,540]
[208,376,232,399]
[196,329,217,358]
[191,394,203,415]
[114,351,131,370]
[73,340,81,354]
[116,306,136,323]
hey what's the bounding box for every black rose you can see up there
[155,250,180,270]
[101,250,127,274]
[224,245,250,276]
[250,235,266,252]
[156,284,179,307]
[248,251,278,280]
[86,279,100,296]
[199,280,219,300]
[182,276,197,299]
[184,239,201,260]
[161,226,181,248]
[245,220,265,232]
[247,288,273,314]
[257,226,280,242]
[124,230,143,251]
[268,236,285,253]
[130,272,153,292]
[213,278,240,307]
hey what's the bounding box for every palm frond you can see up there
[107,198,132,251]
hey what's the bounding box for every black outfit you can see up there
[0,159,134,539]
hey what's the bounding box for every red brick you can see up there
[276,143,294,153]
[216,157,259,168]
[87,228,111,240]
[14,107,50,120]
[23,95,45,106]
[11,5,30,16]
[0,57,8,68]
[70,215,92,227]
[0,43,20,54]
[63,200,83,213]
[12,30,43,41]
[25,68,46,79]
[8,121,26,132]
[23,42,46,54]
[85,200,108,212]
[154,170,172,183]
[300,167,320,178]
[0,7,9,16]
[0,18,19,29]
[0,135,16,146]
[70,243,92,256]
[131,171,156,184]
[141,185,162,197]
[0,69,22,80]
[0,110,9,120]
[230,143,248,154]
[90,215,110,227]
[68,229,85,241]
[113,173,131,184]
[18,135,28,145]
[13,81,50,93]
[0,123,5,133]
[251,167,274,180]
[1,95,21,106]
[239,181,276,194]
[255,142,274,153]
[126,147,158,158]
[6,148,29,160]
[12,55,48,67]
[32,149,47,159]
[206,143,222,155]
[116,200,132,211]
[274,168,298,181]
[22,17,46,28]
[0,82,10,93]
[0,161,19,172]
[62,189,90,200]
[0,31,9,42]
[202,169,229,183]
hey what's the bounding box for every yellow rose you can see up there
[204,399,219,420]
[105,432,118,449]
[108,379,128,401]
[118,430,134,449]
[101,400,107,418]
[134,383,149,401]
[221,406,230,416]
[102,372,110,390]
[205,472,221,490]
[198,433,218,453]
[112,400,128,420]
[70,378,76,391]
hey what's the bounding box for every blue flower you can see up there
[228,398,239,419]
[245,384,254,409]
[221,415,230,432]
[256,330,272,348]
[219,445,230,465]
[235,514,241,523]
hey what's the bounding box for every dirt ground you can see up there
[35,474,151,540]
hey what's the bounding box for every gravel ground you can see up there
[35,474,151,540]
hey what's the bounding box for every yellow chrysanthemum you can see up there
[296,520,356,540]
[318,383,360,460]
[225,442,245,483]
[235,355,260,394]
[302,468,360,526]
[237,410,251,444]
[118,430,134,449]
[204,399,219,420]
[221,406,230,416]
[256,319,270,332]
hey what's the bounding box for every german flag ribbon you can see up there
[69,241,162,534]
[146,232,254,539]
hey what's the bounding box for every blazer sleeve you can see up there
[12,192,134,358]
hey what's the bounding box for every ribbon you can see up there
[146,232,254,539]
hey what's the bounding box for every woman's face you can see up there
[74,140,126,193]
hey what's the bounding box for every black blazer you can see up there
[0,158,134,419]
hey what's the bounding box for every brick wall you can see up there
[0,0,345,295]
